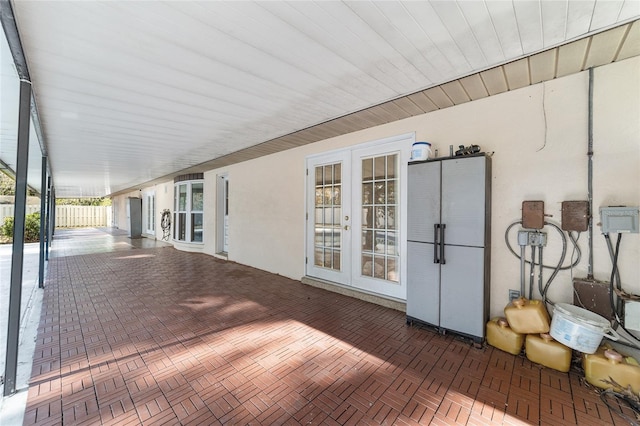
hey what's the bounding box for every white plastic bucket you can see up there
[549,303,619,354]
[410,142,432,161]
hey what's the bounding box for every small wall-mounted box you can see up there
[562,201,589,232]
[600,207,639,233]
[522,201,544,229]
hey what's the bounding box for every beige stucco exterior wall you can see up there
[112,190,140,231]
[115,56,639,318]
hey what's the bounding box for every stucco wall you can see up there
[120,56,639,318]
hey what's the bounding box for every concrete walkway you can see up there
[0,241,42,424]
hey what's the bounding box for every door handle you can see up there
[433,224,440,263]
[440,224,446,265]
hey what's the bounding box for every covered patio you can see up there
[18,228,631,425]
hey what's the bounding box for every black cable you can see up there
[529,244,536,300]
[505,220,572,305]
[607,233,640,346]
[505,220,579,270]
[540,222,568,306]
[612,233,623,319]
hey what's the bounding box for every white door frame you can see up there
[143,191,156,236]
[305,151,352,284]
[216,173,229,254]
[305,133,414,300]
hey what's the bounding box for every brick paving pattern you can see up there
[22,229,634,425]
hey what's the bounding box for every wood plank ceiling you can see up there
[4,1,640,197]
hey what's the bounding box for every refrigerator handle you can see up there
[433,224,440,263]
[440,224,446,265]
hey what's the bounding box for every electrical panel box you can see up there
[522,201,544,229]
[528,232,547,247]
[600,207,639,233]
[562,201,589,232]
[625,301,640,332]
[573,278,613,320]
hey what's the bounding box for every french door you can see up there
[306,134,412,300]
[306,151,352,284]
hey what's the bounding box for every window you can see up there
[144,192,155,235]
[173,174,204,243]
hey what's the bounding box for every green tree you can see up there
[56,198,111,206]
[0,172,16,196]
[0,171,39,196]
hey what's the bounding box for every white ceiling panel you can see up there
[457,0,505,65]
[590,0,627,29]
[541,0,569,46]
[566,1,597,39]
[513,1,544,53]
[2,1,638,197]
[484,1,524,58]
[430,1,487,70]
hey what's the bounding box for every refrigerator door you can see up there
[439,245,486,339]
[407,241,440,326]
[407,161,441,243]
[441,157,487,247]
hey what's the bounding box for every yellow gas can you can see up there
[486,317,524,355]
[583,346,640,393]
[504,297,550,334]
[525,333,572,372]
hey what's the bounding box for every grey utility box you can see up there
[127,197,142,239]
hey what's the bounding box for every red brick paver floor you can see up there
[22,228,633,425]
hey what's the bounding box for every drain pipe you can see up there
[587,67,594,280]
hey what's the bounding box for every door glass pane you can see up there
[362,158,373,181]
[314,163,342,270]
[360,154,399,283]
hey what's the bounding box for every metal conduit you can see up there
[588,67,594,279]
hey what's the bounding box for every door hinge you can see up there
[306,212,308,220]
[305,257,308,264]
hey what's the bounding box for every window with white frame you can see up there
[173,174,204,243]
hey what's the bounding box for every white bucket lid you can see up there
[553,303,611,331]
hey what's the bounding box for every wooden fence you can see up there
[0,205,112,228]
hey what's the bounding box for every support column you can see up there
[51,187,56,237]
[45,176,51,260]
[38,156,47,288]
[4,79,32,396]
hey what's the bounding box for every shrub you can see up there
[1,212,41,242]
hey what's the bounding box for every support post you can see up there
[44,177,50,260]
[38,156,47,288]
[51,187,56,236]
[4,79,32,396]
